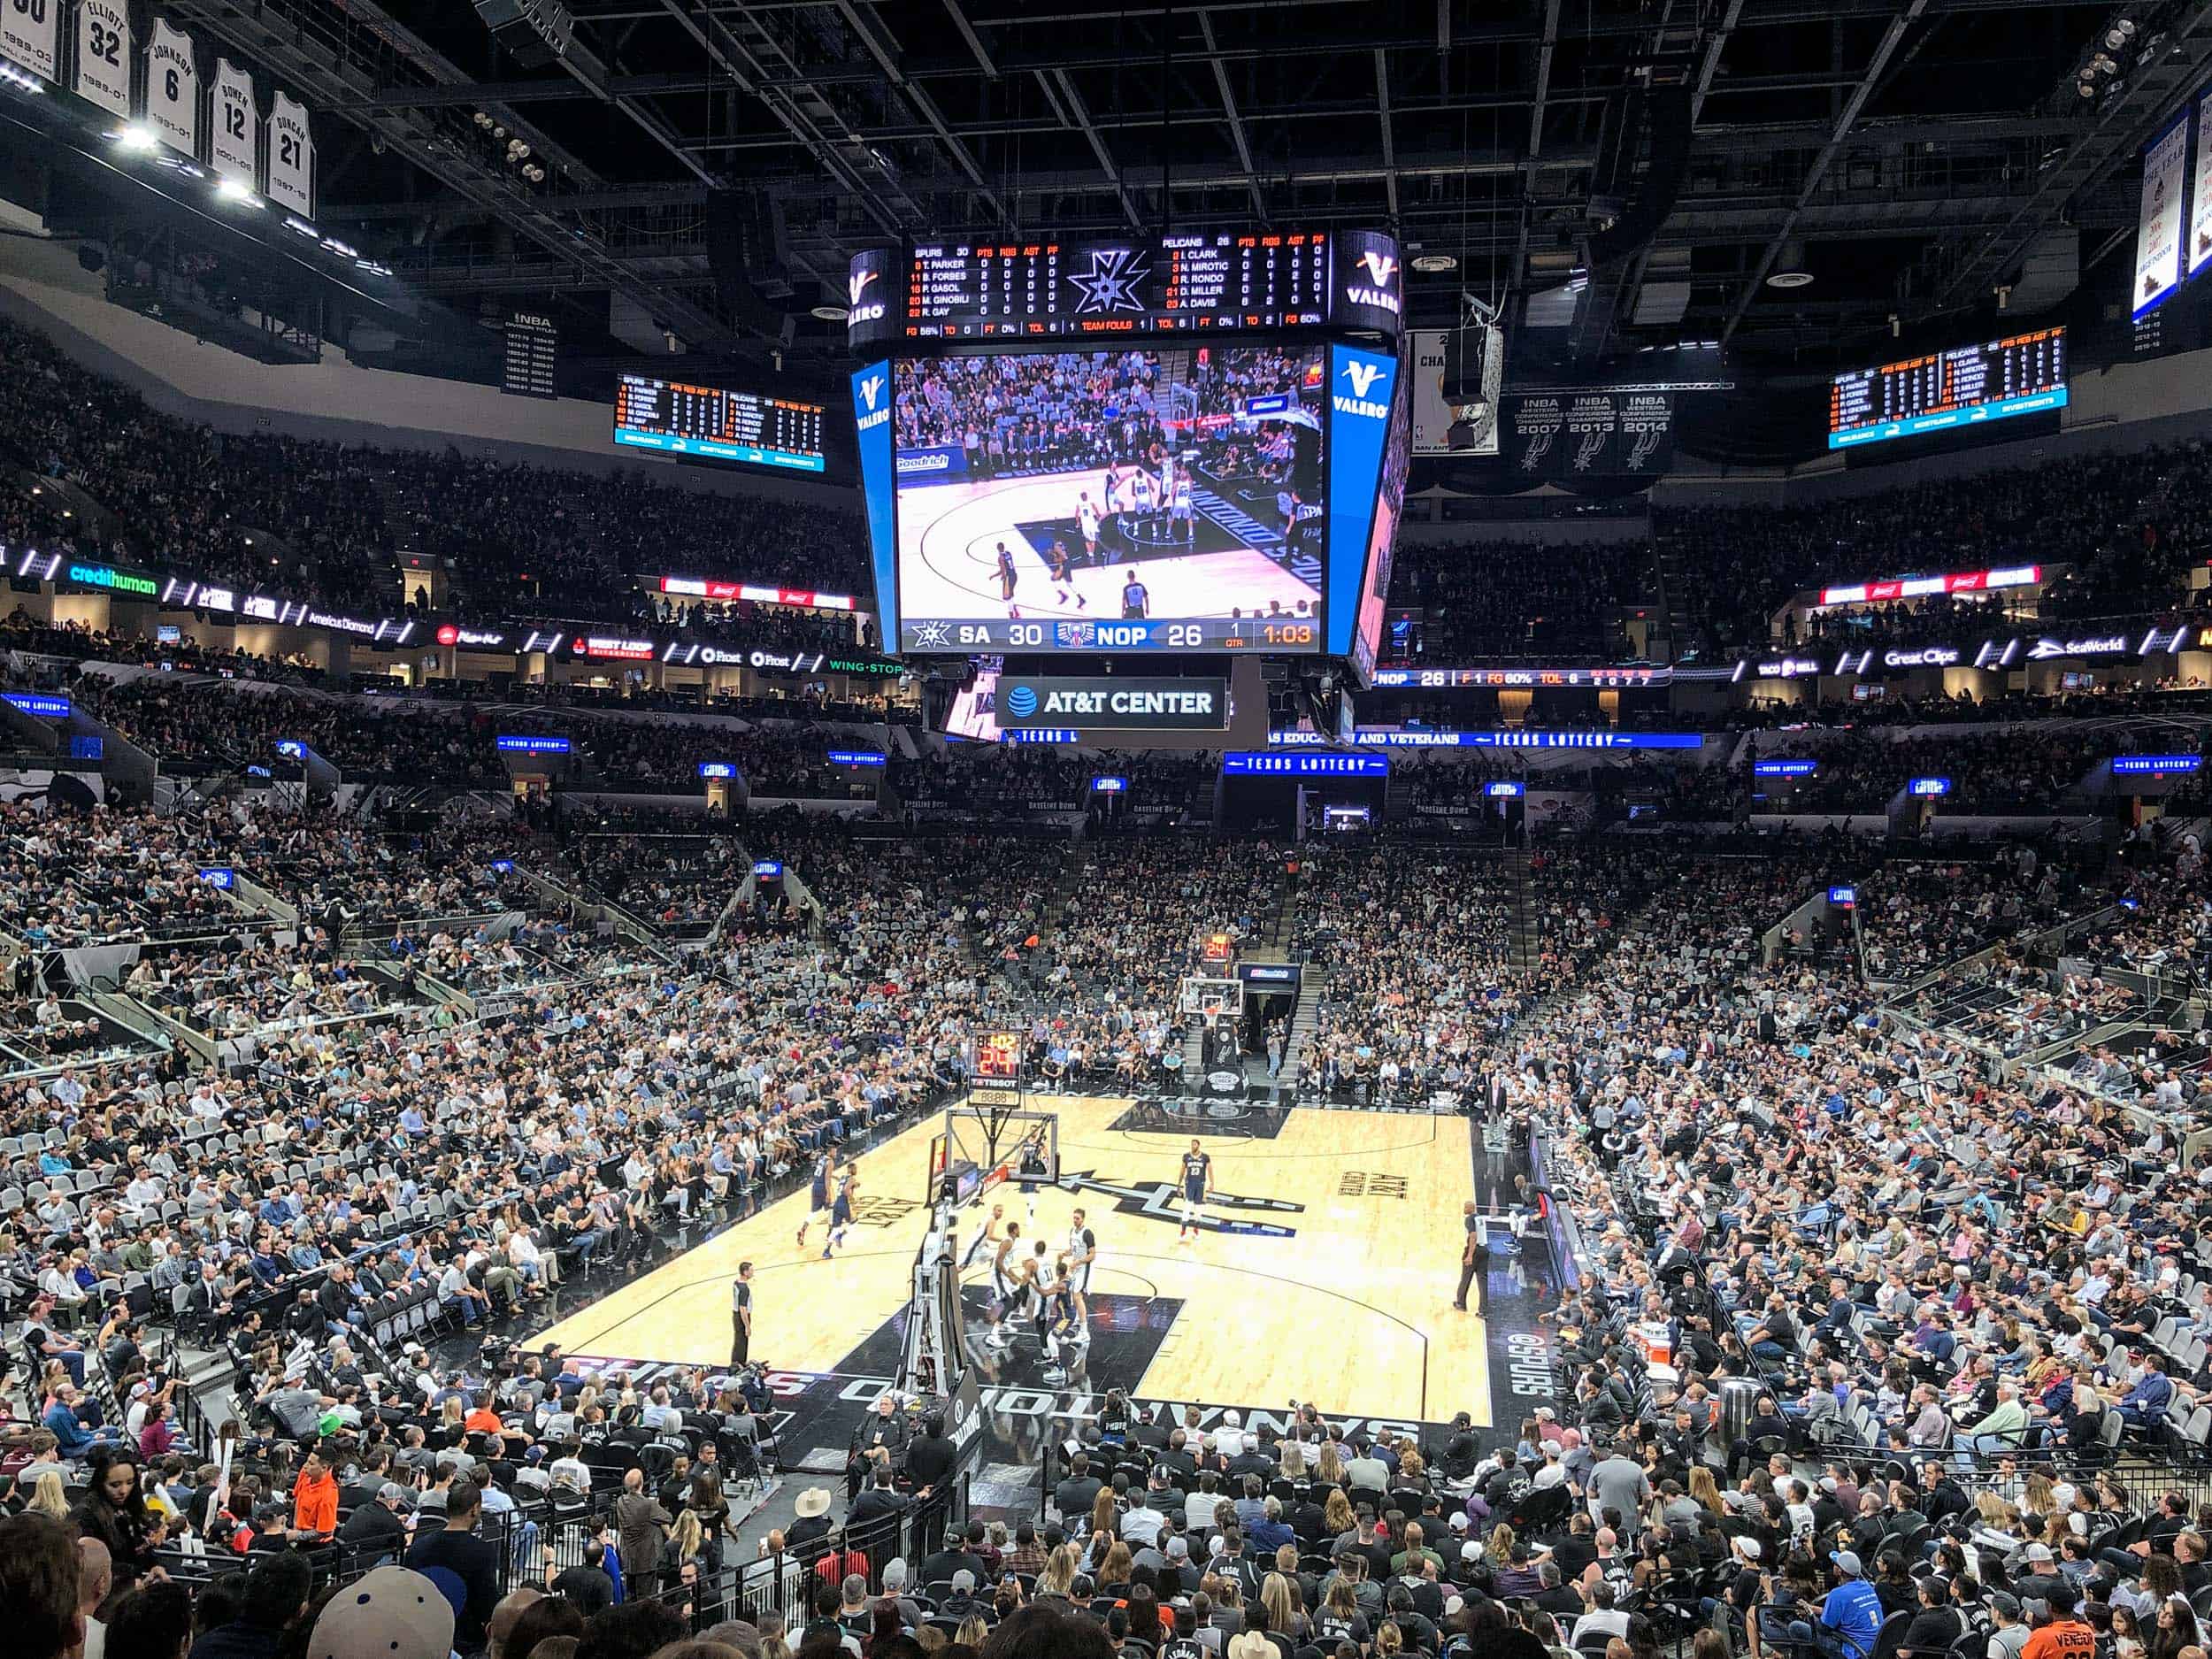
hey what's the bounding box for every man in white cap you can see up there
[305,1565,454,1659]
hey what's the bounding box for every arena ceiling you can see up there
[159,0,2212,377]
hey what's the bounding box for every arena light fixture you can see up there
[112,125,160,154]
[215,177,262,208]
[1409,251,1458,273]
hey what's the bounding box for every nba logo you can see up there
[1055,621,1096,649]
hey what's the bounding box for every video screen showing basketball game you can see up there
[889,343,1328,651]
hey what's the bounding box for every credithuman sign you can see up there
[998,676,1229,731]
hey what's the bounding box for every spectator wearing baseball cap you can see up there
[1819,1552,1884,1659]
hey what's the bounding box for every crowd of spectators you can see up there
[1385,538,1648,661]
[0,315,869,633]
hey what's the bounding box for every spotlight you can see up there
[112,125,160,154]
[215,176,260,206]
[473,111,493,128]
[2105,19,2136,49]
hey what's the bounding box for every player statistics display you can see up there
[613,373,827,472]
[1826,327,2067,450]
[885,342,1332,654]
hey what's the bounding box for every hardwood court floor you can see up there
[529,1098,1491,1425]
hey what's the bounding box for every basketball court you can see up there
[897,466,1324,625]
[526,1094,1502,1429]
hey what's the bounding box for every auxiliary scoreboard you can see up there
[612,373,827,472]
[1828,327,2067,450]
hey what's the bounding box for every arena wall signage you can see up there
[1368,664,1669,689]
[1754,760,1818,778]
[2112,756,2203,775]
[751,860,785,877]
[2,693,70,719]
[1908,777,1951,797]
[698,763,737,779]
[1273,729,1702,750]
[826,749,887,767]
[1827,886,1856,908]
[1816,564,2039,605]
[1879,645,1960,668]
[998,676,1230,732]
[1224,751,1389,777]
[1742,657,1822,680]
[657,577,856,611]
[1484,781,1525,797]
[496,736,572,755]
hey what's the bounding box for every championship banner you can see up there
[266,90,313,217]
[2192,88,2212,280]
[211,57,257,188]
[0,0,59,81]
[144,20,200,156]
[73,0,131,116]
[1506,391,1674,479]
[2134,117,2187,318]
[1410,326,1502,455]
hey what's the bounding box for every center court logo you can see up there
[1056,1170,1302,1238]
[1004,685,1039,717]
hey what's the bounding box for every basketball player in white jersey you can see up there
[963,1201,1006,1270]
[1063,1208,1097,1342]
[1156,459,1175,534]
[1129,466,1155,526]
[1169,466,1195,543]
[986,1220,1024,1348]
[1077,491,1102,565]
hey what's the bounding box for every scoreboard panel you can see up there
[1828,326,2068,449]
[852,227,1403,346]
[612,373,827,472]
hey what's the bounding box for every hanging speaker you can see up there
[705,191,792,339]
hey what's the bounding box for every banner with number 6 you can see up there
[143,19,198,155]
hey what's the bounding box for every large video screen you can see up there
[887,343,1332,653]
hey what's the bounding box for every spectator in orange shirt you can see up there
[291,1444,338,1541]
[463,1394,505,1439]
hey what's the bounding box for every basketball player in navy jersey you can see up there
[995,541,1019,611]
[820,1171,858,1260]
[795,1148,839,1248]
[1063,1208,1097,1343]
[1177,1139,1212,1243]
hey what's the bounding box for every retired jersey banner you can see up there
[265,90,313,216]
[0,0,60,81]
[2134,117,2187,317]
[211,57,257,188]
[144,19,199,155]
[73,0,130,116]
